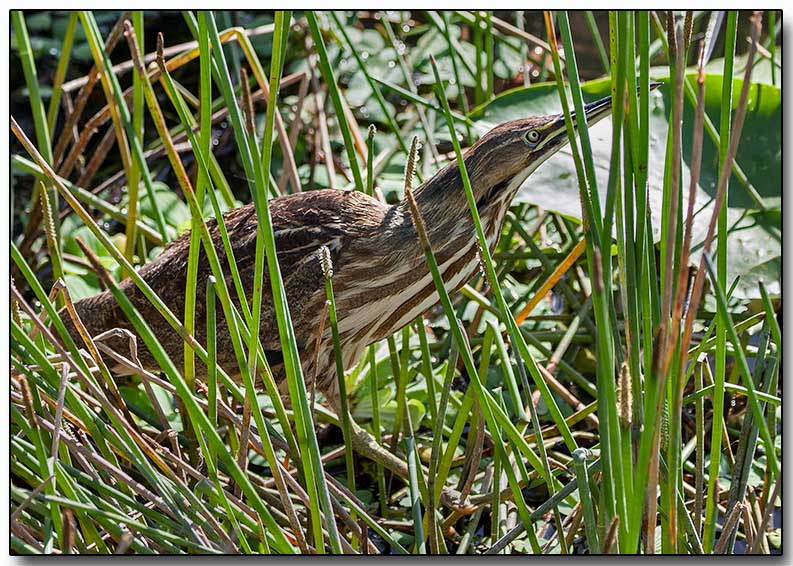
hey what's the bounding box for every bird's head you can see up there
[409,83,661,238]
[464,94,615,206]
[462,83,661,209]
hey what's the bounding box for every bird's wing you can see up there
[114,189,385,378]
[204,189,387,352]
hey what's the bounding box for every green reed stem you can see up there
[373,77,470,125]
[45,12,77,134]
[12,12,54,168]
[702,10,737,552]
[404,408,425,554]
[572,448,600,551]
[367,345,388,517]
[12,10,63,283]
[183,9,213,399]
[322,248,356,498]
[485,11,494,100]
[206,276,218,427]
[473,11,483,104]
[620,12,645,430]
[415,319,437,423]
[426,343,457,553]
[549,14,601,236]
[758,282,781,351]
[488,320,524,419]
[585,11,610,73]
[123,11,144,269]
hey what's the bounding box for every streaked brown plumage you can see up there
[63,96,619,405]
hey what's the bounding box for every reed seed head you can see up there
[404,135,422,193]
[320,245,333,279]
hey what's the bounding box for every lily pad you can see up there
[470,75,781,298]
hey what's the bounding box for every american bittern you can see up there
[60,91,642,502]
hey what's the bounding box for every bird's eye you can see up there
[525,129,541,146]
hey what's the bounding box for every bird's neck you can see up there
[396,163,533,254]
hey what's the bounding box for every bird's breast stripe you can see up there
[370,246,479,340]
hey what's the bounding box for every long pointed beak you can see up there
[575,94,616,124]
[551,81,663,133]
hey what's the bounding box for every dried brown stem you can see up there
[679,11,763,377]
